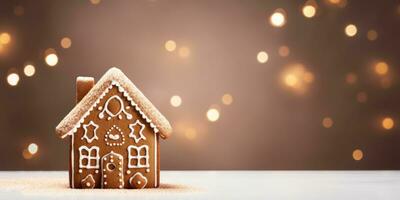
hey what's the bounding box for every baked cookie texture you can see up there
[55,67,172,189]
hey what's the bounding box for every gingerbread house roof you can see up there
[55,67,172,139]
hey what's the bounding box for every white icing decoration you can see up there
[81,174,95,189]
[154,134,157,187]
[104,125,125,146]
[81,121,99,143]
[101,151,124,189]
[78,146,100,169]
[129,172,147,189]
[71,133,75,188]
[128,120,146,143]
[63,81,159,138]
[98,95,132,120]
[127,145,149,168]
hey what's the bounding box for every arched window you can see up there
[79,146,100,169]
[127,145,149,168]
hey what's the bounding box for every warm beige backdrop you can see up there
[0,0,399,170]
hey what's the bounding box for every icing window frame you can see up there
[127,145,149,168]
[79,146,100,169]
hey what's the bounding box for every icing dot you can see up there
[119,185,123,189]
[137,181,141,185]
[127,170,131,174]
[95,170,99,174]
[104,181,107,185]
[119,173,122,176]
[120,179,123,182]
[104,175,107,178]
[126,106,130,109]
[146,169,150,173]
[79,169,83,173]
[86,182,90,187]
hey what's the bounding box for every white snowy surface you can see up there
[0,171,399,200]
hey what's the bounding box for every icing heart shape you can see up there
[109,134,120,140]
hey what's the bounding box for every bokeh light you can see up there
[302,5,317,18]
[345,24,357,37]
[356,91,368,103]
[207,108,220,122]
[269,9,286,27]
[367,30,378,41]
[326,0,347,8]
[0,32,11,45]
[22,149,32,160]
[90,0,101,5]
[345,73,357,85]
[303,71,314,83]
[222,93,233,105]
[278,45,290,57]
[374,61,388,76]
[285,74,298,87]
[178,46,190,58]
[28,143,39,155]
[45,53,59,66]
[185,128,197,140]
[24,64,36,77]
[170,95,182,107]
[382,117,394,130]
[257,51,269,63]
[352,149,363,161]
[165,40,177,52]
[60,37,72,49]
[7,73,20,86]
[281,63,314,93]
[322,117,334,128]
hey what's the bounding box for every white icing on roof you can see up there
[55,67,172,139]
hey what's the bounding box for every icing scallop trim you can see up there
[62,81,159,138]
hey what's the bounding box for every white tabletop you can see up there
[0,171,399,200]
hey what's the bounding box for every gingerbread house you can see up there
[55,67,172,189]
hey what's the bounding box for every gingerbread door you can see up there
[101,151,124,188]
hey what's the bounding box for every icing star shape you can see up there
[129,120,146,143]
[81,121,99,143]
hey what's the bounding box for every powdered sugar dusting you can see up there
[55,67,172,139]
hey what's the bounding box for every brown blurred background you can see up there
[0,0,399,170]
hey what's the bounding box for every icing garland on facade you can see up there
[98,95,133,120]
[64,81,159,138]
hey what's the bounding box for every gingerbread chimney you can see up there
[76,76,95,103]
